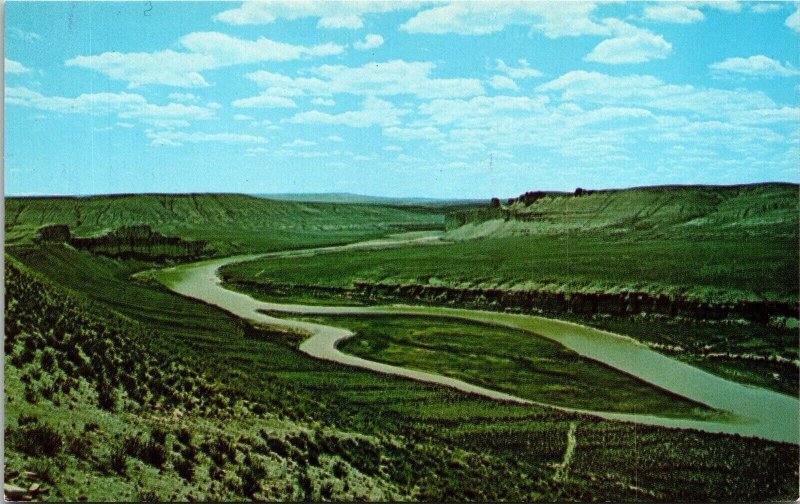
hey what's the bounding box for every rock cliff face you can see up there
[227,279,797,323]
[69,225,208,261]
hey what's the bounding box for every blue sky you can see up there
[4,1,799,197]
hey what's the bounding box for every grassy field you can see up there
[4,194,445,254]
[222,233,798,303]
[7,244,799,501]
[222,280,799,396]
[290,314,719,419]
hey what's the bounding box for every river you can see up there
[151,237,799,445]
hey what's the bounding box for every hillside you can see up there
[6,246,799,501]
[5,194,443,254]
[446,183,799,239]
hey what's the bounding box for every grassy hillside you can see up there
[3,259,417,501]
[447,183,798,238]
[5,194,443,254]
[225,184,799,303]
[7,245,799,501]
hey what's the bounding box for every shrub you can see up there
[110,447,128,475]
[320,481,335,500]
[203,436,237,467]
[17,414,38,427]
[333,461,347,479]
[140,438,168,468]
[138,488,160,503]
[24,384,39,404]
[13,423,63,456]
[97,382,117,411]
[40,349,56,372]
[176,427,192,446]
[239,456,267,497]
[173,456,194,482]
[182,444,198,462]
[123,434,167,468]
[298,470,314,501]
[152,427,168,445]
[67,436,92,460]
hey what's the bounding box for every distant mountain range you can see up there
[257,192,486,206]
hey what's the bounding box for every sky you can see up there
[4,1,800,198]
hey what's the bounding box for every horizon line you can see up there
[3,181,799,200]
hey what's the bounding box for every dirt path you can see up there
[554,423,578,482]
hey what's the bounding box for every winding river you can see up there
[152,237,799,445]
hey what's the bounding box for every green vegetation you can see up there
[220,184,799,397]
[7,244,799,501]
[292,314,719,419]
[5,194,444,254]
[450,183,799,238]
[6,185,799,501]
[223,233,797,303]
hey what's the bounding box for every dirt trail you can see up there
[554,423,577,482]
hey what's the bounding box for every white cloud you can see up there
[488,75,519,91]
[206,102,223,109]
[147,129,267,147]
[288,96,408,128]
[750,3,782,14]
[245,60,485,99]
[383,126,445,141]
[5,58,30,74]
[283,139,316,147]
[311,98,336,106]
[418,96,549,127]
[7,86,148,115]
[65,32,344,88]
[786,8,800,32]
[168,92,199,103]
[643,4,705,24]
[245,147,268,156]
[536,70,778,117]
[234,114,254,121]
[6,86,216,127]
[215,1,416,29]
[116,122,135,128]
[232,94,297,108]
[400,2,608,37]
[354,34,385,51]
[8,27,40,42]
[496,59,542,79]
[710,55,800,77]
[383,145,403,152]
[326,135,344,142]
[118,102,214,122]
[584,20,671,64]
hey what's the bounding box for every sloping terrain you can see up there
[5,194,443,254]
[447,183,798,239]
[6,246,799,502]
